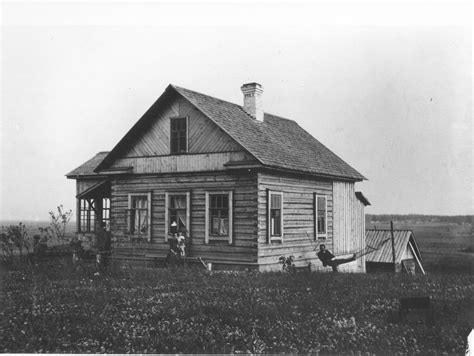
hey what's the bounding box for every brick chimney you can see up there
[241,82,264,122]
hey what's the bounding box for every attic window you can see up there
[170,117,188,154]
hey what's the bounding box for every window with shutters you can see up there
[170,117,188,154]
[267,191,283,242]
[315,195,327,239]
[127,193,151,240]
[165,192,190,240]
[205,191,233,244]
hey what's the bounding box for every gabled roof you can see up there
[365,229,422,264]
[81,84,365,180]
[171,85,366,180]
[66,151,109,177]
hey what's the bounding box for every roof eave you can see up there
[261,164,365,182]
[65,173,108,180]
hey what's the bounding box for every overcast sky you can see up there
[1,1,472,220]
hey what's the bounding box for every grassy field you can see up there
[0,261,472,354]
[1,219,472,353]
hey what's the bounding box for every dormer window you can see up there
[170,117,188,154]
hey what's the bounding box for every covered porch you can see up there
[76,179,112,253]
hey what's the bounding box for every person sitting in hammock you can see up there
[317,244,356,272]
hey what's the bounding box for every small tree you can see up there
[0,223,33,264]
[48,205,73,245]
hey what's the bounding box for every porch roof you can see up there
[76,180,111,199]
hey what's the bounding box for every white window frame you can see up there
[127,192,152,241]
[315,194,327,240]
[164,191,191,241]
[78,198,95,233]
[267,190,284,243]
[205,191,233,244]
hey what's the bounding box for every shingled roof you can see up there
[69,84,366,180]
[66,151,109,177]
[171,85,365,180]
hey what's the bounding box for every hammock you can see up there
[306,232,391,266]
[351,237,391,259]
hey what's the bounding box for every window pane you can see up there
[208,194,230,237]
[177,212,186,231]
[222,195,228,209]
[317,216,326,234]
[170,118,187,154]
[317,197,325,210]
[210,195,217,208]
[316,196,326,235]
[271,194,281,208]
[132,196,147,209]
[220,217,228,235]
[170,211,178,231]
[130,196,149,235]
[139,210,148,233]
[170,195,186,209]
[179,136,186,152]
[271,209,281,236]
[211,212,220,235]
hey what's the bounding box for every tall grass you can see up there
[1,259,472,354]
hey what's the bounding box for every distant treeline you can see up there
[366,214,473,225]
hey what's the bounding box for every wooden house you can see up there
[66,83,369,272]
[365,229,425,274]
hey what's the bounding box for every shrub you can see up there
[0,223,33,264]
[279,255,295,272]
[47,205,73,245]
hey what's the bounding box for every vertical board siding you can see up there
[332,181,365,273]
[111,151,255,174]
[110,172,258,265]
[124,97,242,157]
[257,172,333,270]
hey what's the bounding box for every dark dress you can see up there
[317,250,335,267]
[166,237,180,266]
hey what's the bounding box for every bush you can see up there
[0,223,33,265]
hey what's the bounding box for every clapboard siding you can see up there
[124,97,242,157]
[111,151,255,174]
[110,171,258,264]
[257,172,333,270]
[332,181,365,273]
